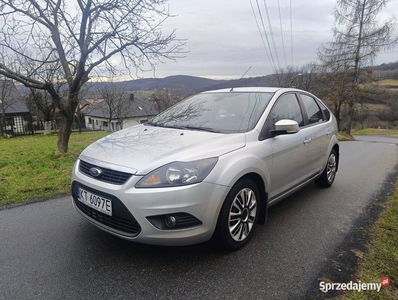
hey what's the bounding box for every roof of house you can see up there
[5,101,30,114]
[84,97,158,119]
[0,80,29,115]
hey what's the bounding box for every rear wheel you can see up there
[213,178,259,251]
[314,149,337,188]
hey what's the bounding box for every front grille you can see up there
[72,182,141,237]
[79,160,132,185]
[74,199,141,236]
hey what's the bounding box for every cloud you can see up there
[150,0,398,79]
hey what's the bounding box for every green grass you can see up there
[344,182,398,300]
[376,79,398,86]
[0,131,109,206]
[353,128,398,135]
[360,103,389,112]
[338,132,356,141]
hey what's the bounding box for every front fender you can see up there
[205,152,271,194]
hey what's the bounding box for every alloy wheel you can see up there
[327,153,337,183]
[228,188,257,242]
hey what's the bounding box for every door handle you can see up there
[303,137,312,145]
[326,130,333,135]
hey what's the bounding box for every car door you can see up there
[260,93,314,201]
[298,93,330,173]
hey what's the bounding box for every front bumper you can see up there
[71,161,230,246]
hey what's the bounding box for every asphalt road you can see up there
[1,137,397,300]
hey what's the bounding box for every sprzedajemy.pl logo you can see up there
[319,277,390,293]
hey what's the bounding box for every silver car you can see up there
[72,87,339,250]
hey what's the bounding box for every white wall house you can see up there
[82,97,158,131]
[84,115,150,131]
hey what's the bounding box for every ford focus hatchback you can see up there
[72,87,339,250]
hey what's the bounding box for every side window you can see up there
[270,93,303,127]
[300,94,324,124]
[317,100,331,121]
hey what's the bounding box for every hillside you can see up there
[14,61,397,97]
[195,74,277,93]
[373,61,398,79]
[89,75,225,93]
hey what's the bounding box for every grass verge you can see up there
[353,128,398,135]
[376,79,398,86]
[344,182,398,300]
[338,132,356,141]
[0,131,109,206]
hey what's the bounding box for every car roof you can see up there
[201,87,300,93]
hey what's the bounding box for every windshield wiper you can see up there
[145,122,185,129]
[182,126,220,133]
[144,121,160,127]
[146,122,219,133]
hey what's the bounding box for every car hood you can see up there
[79,125,246,174]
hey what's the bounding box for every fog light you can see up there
[147,213,202,230]
[165,215,177,228]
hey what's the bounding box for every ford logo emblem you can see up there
[89,167,103,177]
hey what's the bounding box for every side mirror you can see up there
[270,119,300,137]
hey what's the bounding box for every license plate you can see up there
[77,187,112,216]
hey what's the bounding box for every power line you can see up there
[290,0,294,66]
[249,0,275,73]
[277,0,288,68]
[263,0,281,70]
[254,0,278,73]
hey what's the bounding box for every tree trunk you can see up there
[346,102,355,135]
[0,113,5,137]
[334,103,341,132]
[44,121,52,135]
[56,115,73,155]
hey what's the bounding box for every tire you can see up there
[213,178,260,251]
[314,149,337,188]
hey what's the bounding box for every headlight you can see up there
[135,157,218,188]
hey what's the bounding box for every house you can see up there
[83,95,158,131]
[0,80,33,136]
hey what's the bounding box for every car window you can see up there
[270,93,304,127]
[149,92,273,133]
[300,94,324,124]
[317,100,331,121]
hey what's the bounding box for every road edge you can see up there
[0,194,69,211]
[305,165,398,299]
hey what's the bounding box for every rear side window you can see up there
[300,94,324,124]
[270,93,304,127]
[317,101,331,121]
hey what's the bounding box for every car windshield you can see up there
[147,92,274,133]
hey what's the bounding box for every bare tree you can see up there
[73,84,93,133]
[0,0,184,154]
[316,63,352,130]
[114,95,134,130]
[150,88,185,112]
[25,89,56,134]
[273,63,322,95]
[95,80,131,131]
[319,0,397,134]
[273,66,299,87]
[297,63,323,93]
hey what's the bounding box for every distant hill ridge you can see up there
[15,61,397,95]
[100,75,226,92]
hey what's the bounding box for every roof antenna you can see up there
[230,66,252,92]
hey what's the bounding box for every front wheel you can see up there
[314,149,337,188]
[213,178,259,251]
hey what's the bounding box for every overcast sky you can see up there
[149,0,398,79]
